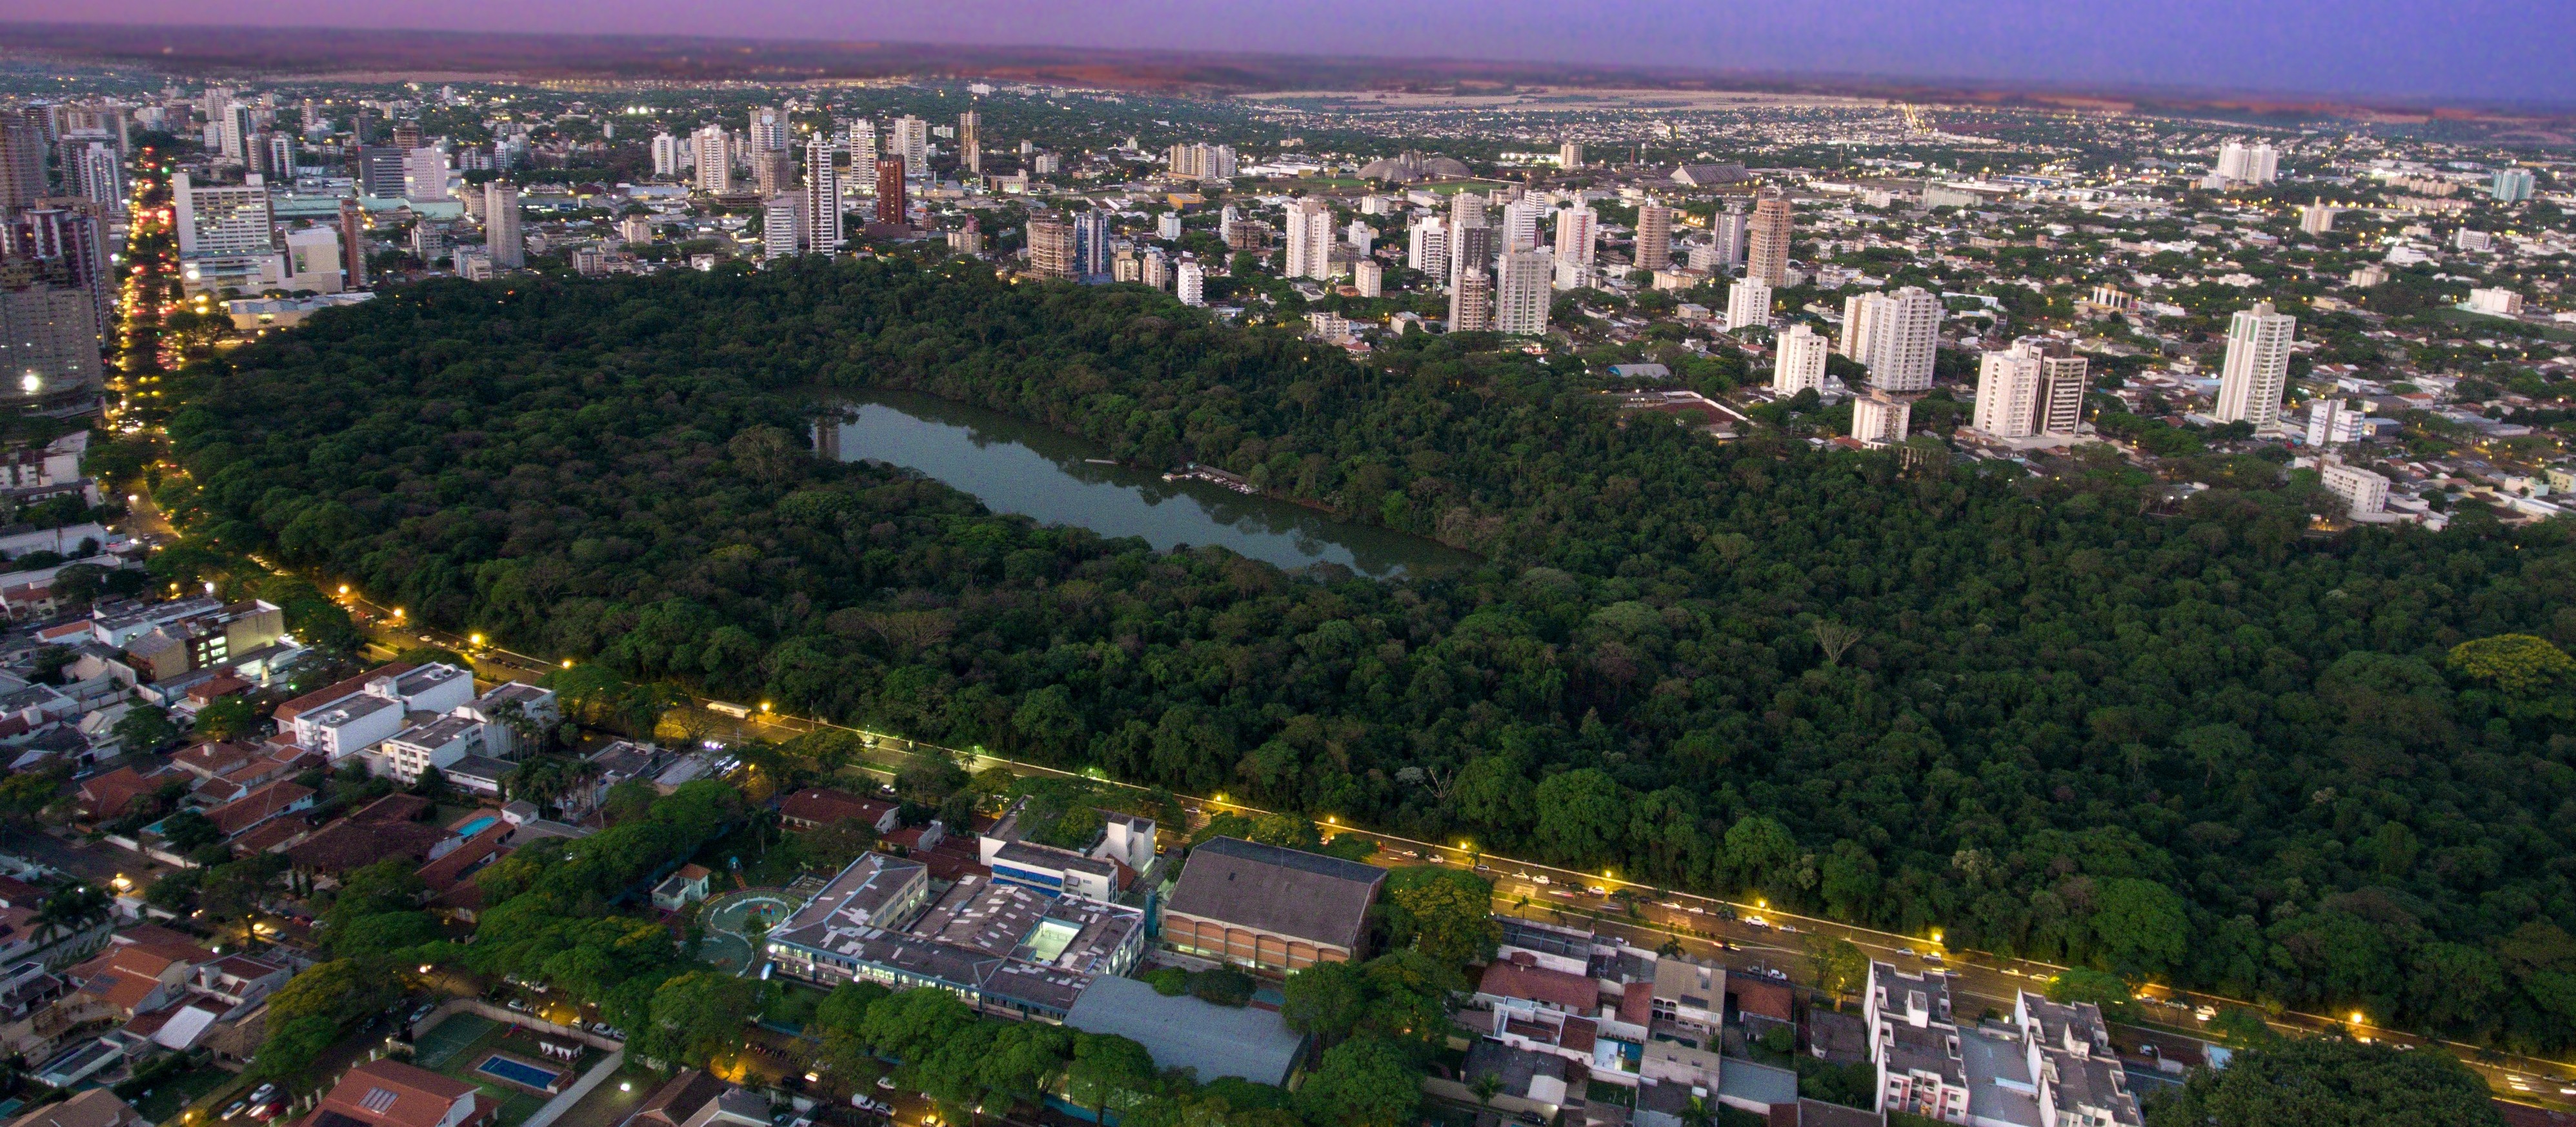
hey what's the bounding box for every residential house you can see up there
[301,1058,499,1127]
[778,787,898,833]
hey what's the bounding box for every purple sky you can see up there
[15,0,2569,106]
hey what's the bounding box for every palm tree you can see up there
[34,883,112,943]
[1680,1095,1715,1127]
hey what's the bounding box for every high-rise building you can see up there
[1848,287,1940,391]
[1634,201,1673,272]
[1283,198,1334,280]
[174,171,274,258]
[892,116,929,170]
[748,107,789,154]
[2213,301,2297,430]
[337,198,368,290]
[2493,167,2536,202]
[1176,260,1205,307]
[805,136,842,254]
[0,114,46,210]
[1448,265,1493,332]
[402,147,448,201]
[1554,205,1596,267]
[1705,205,1749,272]
[1501,197,1547,253]
[221,102,257,162]
[1157,211,1183,241]
[846,119,878,187]
[1165,143,1237,181]
[1773,323,1829,395]
[1725,278,1771,334]
[1973,344,2046,439]
[0,279,104,398]
[694,125,733,194]
[264,132,295,181]
[958,110,980,175]
[2319,458,2388,519]
[281,225,344,292]
[2299,203,2337,235]
[1558,141,1584,169]
[391,121,422,151]
[483,182,523,269]
[2214,140,2280,185]
[1851,389,1911,449]
[1494,249,1551,336]
[9,205,114,340]
[1142,248,1170,290]
[1746,187,1792,286]
[652,132,683,178]
[356,147,407,198]
[1026,214,1076,280]
[753,150,796,197]
[1074,209,1112,278]
[1406,216,1448,279]
[763,194,805,259]
[873,156,907,226]
[71,141,125,213]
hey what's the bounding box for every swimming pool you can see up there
[455,815,498,837]
[474,1054,565,1091]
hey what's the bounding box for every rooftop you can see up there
[1163,837,1385,951]
[1062,975,1305,1086]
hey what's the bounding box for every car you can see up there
[507,998,530,1012]
[1898,947,1918,957]
[409,1004,435,1023]
[875,1077,898,1091]
[1530,875,1550,886]
[592,1022,617,1036]
[1744,917,1769,929]
[222,1102,247,1121]
[1686,905,1705,915]
[249,1103,287,1121]
[1777,923,1799,933]
[1587,885,1611,896]
[248,1086,277,1105]
[1924,952,1942,962]
[852,1098,891,1113]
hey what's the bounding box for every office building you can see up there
[1176,260,1205,307]
[763,194,804,259]
[692,124,732,194]
[873,156,907,226]
[2213,301,2297,430]
[1558,141,1583,169]
[174,172,273,259]
[0,273,103,398]
[1449,266,1493,332]
[1634,201,1673,272]
[390,121,422,150]
[1846,287,1940,392]
[2320,458,2388,519]
[1074,209,1112,278]
[1026,214,1075,280]
[1494,250,1552,336]
[1725,278,1771,334]
[1283,198,1334,280]
[2493,167,2536,203]
[2306,398,2364,448]
[1745,187,1792,285]
[483,183,522,270]
[891,116,929,170]
[1772,323,1828,395]
[356,147,407,198]
[958,110,980,175]
[804,135,841,253]
[651,132,683,178]
[1406,215,1448,279]
[1851,389,1911,449]
[1553,205,1596,266]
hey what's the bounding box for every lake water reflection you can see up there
[828,389,1480,579]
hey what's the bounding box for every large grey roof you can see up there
[1163,837,1385,951]
[1062,975,1305,1086]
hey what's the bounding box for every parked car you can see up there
[248,1086,277,1105]
[221,1102,247,1121]
[248,1102,287,1121]
[507,998,531,1013]
[875,1077,897,1091]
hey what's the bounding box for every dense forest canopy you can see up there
[163,258,2576,1050]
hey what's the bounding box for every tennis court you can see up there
[413,1013,497,1070]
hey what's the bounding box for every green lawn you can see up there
[130,1062,235,1123]
[421,1016,601,1127]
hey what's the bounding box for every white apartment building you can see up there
[1725,278,1771,334]
[1283,198,1335,281]
[2321,459,2389,519]
[1494,250,1552,336]
[1353,259,1383,298]
[763,194,805,259]
[172,172,272,258]
[692,125,733,194]
[1407,216,1449,279]
[1847,287,1941,392]
[1772,323,1829,395]
[1554,205,1596,266]
[2215,140,2280,184]
[2306,398,2364,447]
[282,662,475,762]
[1973,341,2088,440]
[1175,261,1205,307]
[651,132,685,178]
[1851,389,1912,449]
[1866,962,1969,1122]
[2213,301,2297,430]
[2468,287,2523,316]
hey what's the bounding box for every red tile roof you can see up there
[274,663,414,724]
[313,1059,481,1127]
[1481,954,1600,1013]
[780,787,894,829]
[206,780,312,837]
[78,766,160,820]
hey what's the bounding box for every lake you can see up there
[825,389,1480,578]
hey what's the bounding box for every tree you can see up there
[2088,877,2191,976]
[1806,935,1868,1002]
[1280,959,1369,1046]
[804,817,880,871]
[34,882,110,941]
[1296,1038,1421,1127]
[2144,1035,2502,1127]
[113,704,179,754]
[1383,867,1501,965]
[639,971,763,1066]
[1531,769,1623,867]
[1064,1031,1158,1121]
[2044,968,2138,1023]
[2447,633,2575,694]
[194,695,263,741]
